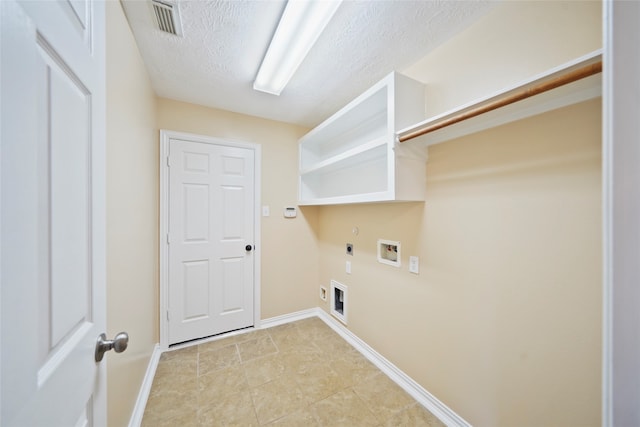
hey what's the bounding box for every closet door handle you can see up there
[245,245,253,251]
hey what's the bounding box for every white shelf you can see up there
[298,72,426,205]
[300,136,387,175]
[299,144,388,203]
[397,49,603,147]
[299,51,602,205]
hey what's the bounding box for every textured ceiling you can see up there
[121,0,497,128]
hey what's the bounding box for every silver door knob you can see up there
[95,332,129,362]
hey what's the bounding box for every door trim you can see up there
[159,130,261,349]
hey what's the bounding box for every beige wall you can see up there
[404,0,602,118]
[156,98,319,319]
[104,10,319,423]
[106,2,159,426]
[316,2,602,426]
[105,1,603,425]
[318,100,602,426]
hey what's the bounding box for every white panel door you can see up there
[1,0,106,426]
[168,138,255,344]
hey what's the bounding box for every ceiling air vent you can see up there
[151,0,183,36]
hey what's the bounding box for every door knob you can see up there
[245,245,253,251]
[95,332,129,362]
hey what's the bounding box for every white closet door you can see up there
[168,138,255,345]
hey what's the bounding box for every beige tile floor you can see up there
[142,317,445,426]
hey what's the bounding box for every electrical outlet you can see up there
[319,286,327,301]
[409,256,419,274]
[346,243,353,255]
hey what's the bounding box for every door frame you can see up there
[159,129,261,349]
[601,0,640,424]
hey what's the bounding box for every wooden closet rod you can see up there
[398,60,603,143]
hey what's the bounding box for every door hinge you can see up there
[166,233,170,244]
[166,310,170,321]
[166,156,171,167]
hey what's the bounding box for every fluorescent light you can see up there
[254,0,343,95]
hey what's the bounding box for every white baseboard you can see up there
[315,309,472,427]
[165,309,318,353]
[259,308,318,329]
[130,309,469,427]
[128,344,162,427]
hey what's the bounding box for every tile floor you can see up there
[142,317,445,426]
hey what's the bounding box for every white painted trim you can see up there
[601,2,613,425]
[601,1,640,425]
[252,144,262,332]
[315,309,472,427]
[159,130,262,349]
[127,344,162,427]
[159,131,170,350]
[259,308,318,329]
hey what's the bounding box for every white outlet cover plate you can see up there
[409,256,419,274]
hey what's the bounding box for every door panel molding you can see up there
[159,130,261,349]
[1,0,106,424]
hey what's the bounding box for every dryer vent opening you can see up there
[330,280,347,325]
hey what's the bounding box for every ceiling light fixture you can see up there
[253,0,343,96]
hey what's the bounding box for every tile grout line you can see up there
[238,345,262,426]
